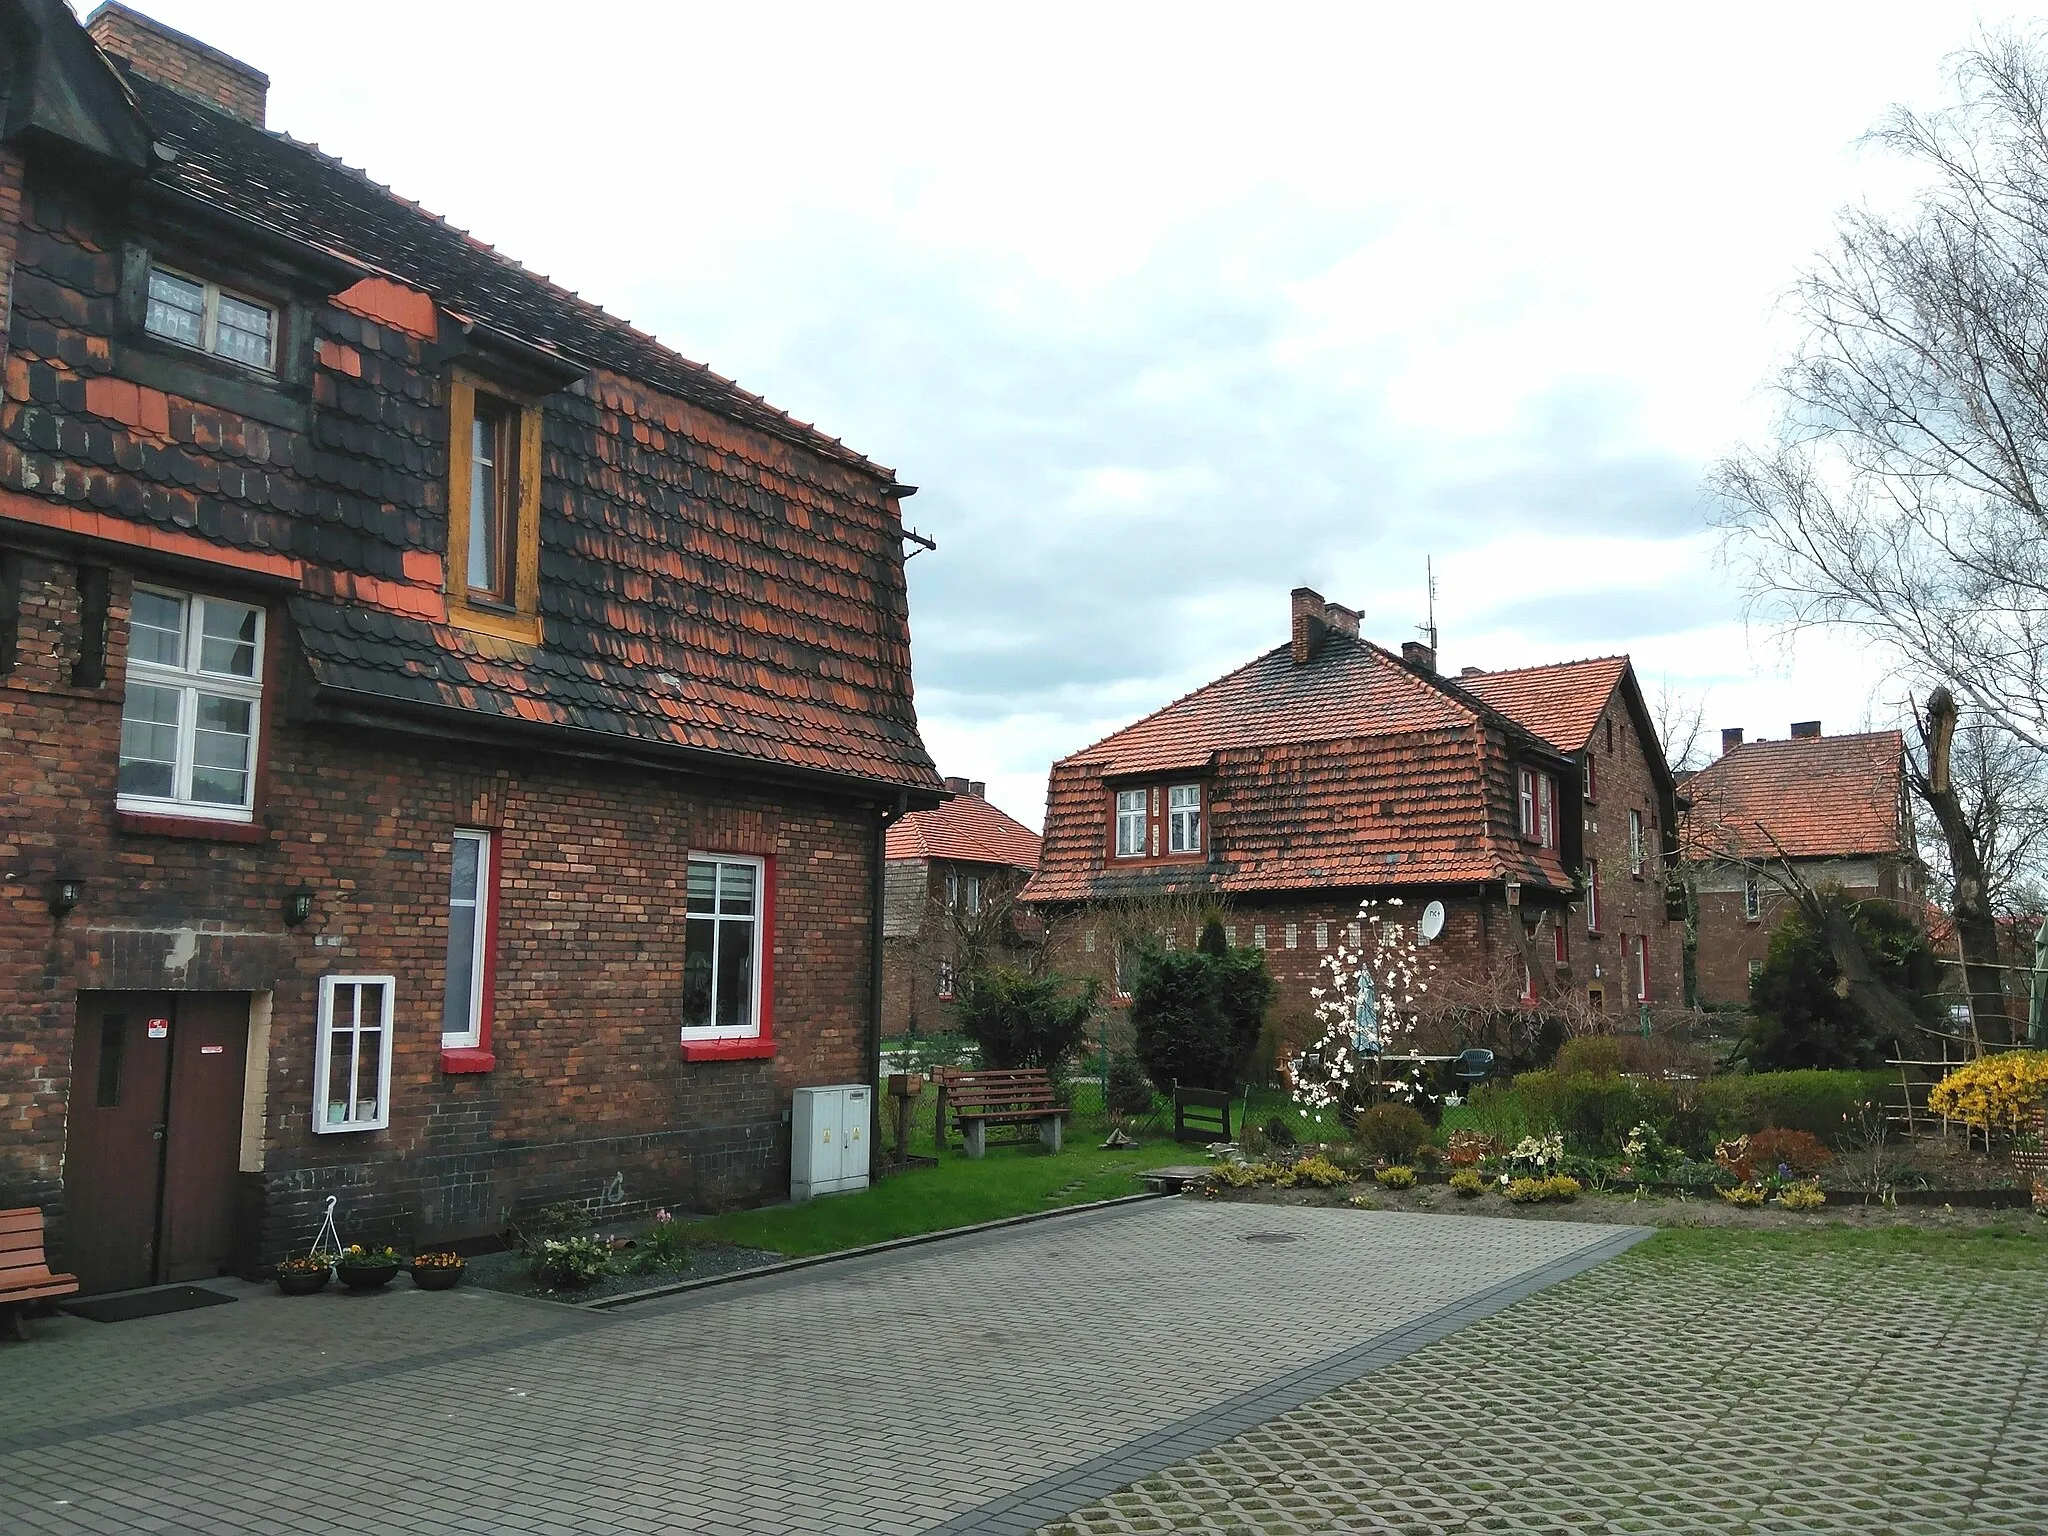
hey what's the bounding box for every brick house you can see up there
[0,2,940,1292]
[1022,588,1589,1044]
[1459,656,1683,1012]
[880,776,1042,1038]
[1681,724,1916,1005]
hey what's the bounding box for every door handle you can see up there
[153,1126,166,1141]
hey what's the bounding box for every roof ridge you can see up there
[1056,643,1290,763]
[1464,655,1629,678]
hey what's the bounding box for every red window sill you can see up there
[119,811,267,843]
[681,1037,774,1062]
[440,1047,497,1074]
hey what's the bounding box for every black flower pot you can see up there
[409,1261,465,1291]
[276,1265,331,1295]
[337,1260,400,1291]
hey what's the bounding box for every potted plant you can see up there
[408,1250,467,1291]
[335,1243,402,1291]
[276,1252,336,1295]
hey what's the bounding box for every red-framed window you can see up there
[1517,767,1556,850]
[680,851,777,1061]
[440,827,501,1073]
[1553,921,1568,965]
[1586,860,1602,934]
[1107,781,1206,861]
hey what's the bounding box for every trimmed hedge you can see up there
[1501,1068,1894,1156]
[1697,1070,1895,1141]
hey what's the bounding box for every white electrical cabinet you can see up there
[791,1084,871,1201]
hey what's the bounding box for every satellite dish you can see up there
[1419,900,1446,943]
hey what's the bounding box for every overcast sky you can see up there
[119,2,2025,826]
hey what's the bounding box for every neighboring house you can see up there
[1459,657,1683,1012]
[881,776,1042,1037]
[0,3,939,1293]
[1682,724,1916,1005]
[1023,588,1588,1032]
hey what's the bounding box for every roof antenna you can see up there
[1418,555,1439,655]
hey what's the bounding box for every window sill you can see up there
[448,600,543,646]
[440,1047,497,1074]
[118,811,266,843]
[681,1037,774,1062]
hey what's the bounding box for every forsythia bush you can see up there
[1927,1051,2048,1136]
[1777,1181,1827,1211]
[1718,1183,1767,1208]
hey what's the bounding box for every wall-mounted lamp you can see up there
[284,884,316,927]
[48,877,83,919]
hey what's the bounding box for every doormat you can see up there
[62,1285,237,1324]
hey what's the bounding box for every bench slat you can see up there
[0,1275,79,1302]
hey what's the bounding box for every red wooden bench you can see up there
[1,1207,79,1340]
[935,1068,1068,1157]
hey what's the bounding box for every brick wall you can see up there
[879,860,1033,1039]
[1575,691,1684,1010]
[1691,857,1897,1006]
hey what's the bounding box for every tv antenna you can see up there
[1418,555,1438,654]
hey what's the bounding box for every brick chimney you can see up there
[86,3,269,127]
[1790,720,1822,739]
[1721,727,1745,754]
[1401,640,1436,673]
[942,775,971,795]
[1460,666,1483,677]
[968,780,985,797]
[1289,588,1358,666]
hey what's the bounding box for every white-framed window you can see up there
[1224,924,1239,947]
[144,265,277,371]
[1584,753,1597,801]
[965,875,983,915]
[441,830,492,1049]
[1253,924,1268,949]
[1748,958,1765,982]
[1114,943,1134,1000]
[945,869,958,909]
[937,959,956,999]
[314,975,394,1133]
[1632,933,1651,1002]
[1346,921,1361,947]
[1167,783,1202,854]
[1284,923,1298,949]
[1517,767,1557,849]
[1743,875,1762,922]
[117,587,263,821]
[682,854,764,1040]
[1629,809,1645,876]
[1315,922,1329,950]
[1114,789,1146,858]
[1586,860,1602,933]
[1082,929,1097,953]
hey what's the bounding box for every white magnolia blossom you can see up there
[1288,894,1440,1114]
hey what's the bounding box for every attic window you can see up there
[1108,781,1205,861]
[145,266,276,371]
[446,371,543,644]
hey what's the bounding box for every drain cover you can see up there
[1240,1231,1299,1244]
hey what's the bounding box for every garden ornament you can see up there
[1352,969,1381,1056]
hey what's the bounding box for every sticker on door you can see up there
[147,1018,169,1039]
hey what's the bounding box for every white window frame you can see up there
[1518,768,1535,837]
[1114,942,1133,1000]
[1748,958,1765,982]
[313,975,395,1134]
[1167,783,1203,854]
[1284,923,1298,950]
[937,958,956,1000]
[1253,924,1268,949]
[1633,934,1651,1002]
[1743,875,1762,922]
[681,852,766,1041]
[1586,860,1602,933]
[1114,789,1146,859]
[1315,922,1329,950]
[945,869,959,910]
[143,263,278,372]
[1628,809,1645,876]
[441,829,492,1050]
[965,874,982,916]
[116,585,264,823]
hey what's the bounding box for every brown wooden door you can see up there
[159,994,250,1283]
[65,994,175,1294]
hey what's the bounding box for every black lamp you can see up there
[284,884,316,927]
[49,877,82,919]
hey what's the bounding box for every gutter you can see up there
[869,789,910,1158]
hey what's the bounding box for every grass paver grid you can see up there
[1036,1231,2048,1536]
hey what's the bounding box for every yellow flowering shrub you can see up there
[1719,1182,1766,1208]
[1777,1181,1826,1211]
[1280,1154,1349,1188]
[1927,1051,2048,1135]
[1374,1165,1417,1190]
[1449,1168,1486,1197]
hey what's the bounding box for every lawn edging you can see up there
[588,1190,1166,1311]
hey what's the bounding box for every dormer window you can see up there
[446,371,543,644]
[1517,767,1557,850]
[1109,782,1206,860]
[144,266,276,372]
[466,394,519,605]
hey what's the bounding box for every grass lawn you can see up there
[687,1137,1192,1257]
[1637,1218,2048,1265]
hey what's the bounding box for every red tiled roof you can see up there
[1683,731,1906,862]
[1025,634,1573,903]
[1459,657,1628,753]
[887,792,1042,871]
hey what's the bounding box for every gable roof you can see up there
[116,69,891,477]
[1683,730,1907,863]
[1025,633,1575,903]
[886,792,1042,871]
[1459,657,1629,754]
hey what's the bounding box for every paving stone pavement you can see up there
[0,1202,1631,1535]
[1036,1229,2048,1536]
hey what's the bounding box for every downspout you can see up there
[870,789,910,1164]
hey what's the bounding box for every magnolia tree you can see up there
[1290,897,1439,1119]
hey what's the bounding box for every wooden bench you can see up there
[1,1207,78,1341]
[936,1068,1068,1157]
[1172,1086,1233,1144]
